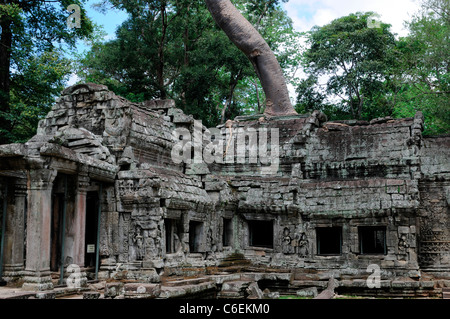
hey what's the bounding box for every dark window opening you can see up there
[248,220,273,249]
[189,221,204,253]
[223,218,233,247]
[120,163,131,171]
[160,198,166,207]
[291,190,298,203]
[316,227,342,255]
[359,226,386,255]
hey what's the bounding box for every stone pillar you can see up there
[98,185,119,278]
[2,179,27,280]
[22,169,57,291]
[68,172,89,266]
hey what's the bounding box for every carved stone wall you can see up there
[418,136,450,270]
[0,83,449,287]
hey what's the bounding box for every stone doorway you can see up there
[84,191,99,268]
[0,185,5,285]
[50,191,64,272]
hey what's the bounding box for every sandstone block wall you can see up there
[0,83,449,289]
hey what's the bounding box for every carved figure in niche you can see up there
[208,227,217,252]
[297,233,309,257]
[145,236,155,259]
[154,237,162,258]
[398,234,409,252]
[281,227,295,254]
[133,226,144,260]
[173,233,183,253]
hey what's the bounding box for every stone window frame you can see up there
[358,226,387,255]
[247,219,274,249]
[315,226,343,256]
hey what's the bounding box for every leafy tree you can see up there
[295,75,328,114]
[0,0,94,143]
[8,51,73,142]
[392,0,449,135]
[296,12,398,121]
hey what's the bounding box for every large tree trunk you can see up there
[205,0,297,117]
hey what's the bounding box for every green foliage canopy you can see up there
[296,12,398,121]
[296,2,449,135]
[0,0,94,143]
[391,0,450,135]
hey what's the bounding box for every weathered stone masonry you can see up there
[0,83,449,294]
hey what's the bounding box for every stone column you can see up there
[22,169,57,291]
[68,172,89,266]
[98,185,119,278]
[2,179,27,280]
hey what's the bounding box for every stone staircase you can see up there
[164,276,212,287]
[218,253,252,270]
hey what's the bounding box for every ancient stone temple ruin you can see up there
[0,83,449,298]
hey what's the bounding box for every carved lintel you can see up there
[27,169,57,190]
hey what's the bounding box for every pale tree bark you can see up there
[205,0,297,116]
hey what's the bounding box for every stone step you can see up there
[443,288,450,299]
[0,291,36,300]
[219,253,252,268]
[159,281,216,299]
[217,290,245,299]
[164,277,211,287]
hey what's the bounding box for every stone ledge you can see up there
[158,281,216,299]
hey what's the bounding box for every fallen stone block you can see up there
[104,282,124,299]
[246,282,264,299]
[296,287,318,298]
